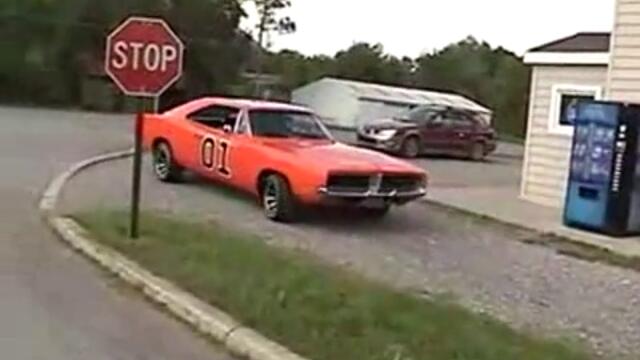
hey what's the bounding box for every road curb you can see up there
[40,150,309,360]
[39,149,135,216]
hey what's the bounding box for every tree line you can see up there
[264,39,530,138]
[0,1,530,138]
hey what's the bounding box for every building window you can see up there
[549,84,602,135]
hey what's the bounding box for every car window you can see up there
[405,106,440,124]
[441,110,474,127]
[249,110,330,140]
[188,105,240,130]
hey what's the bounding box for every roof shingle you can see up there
[529,32,611,53]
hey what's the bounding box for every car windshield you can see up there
[249,110,331,140]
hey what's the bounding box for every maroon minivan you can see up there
[357,105,497,160]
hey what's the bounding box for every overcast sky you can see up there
[242,0,614,57]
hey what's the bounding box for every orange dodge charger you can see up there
[143,97,428,222]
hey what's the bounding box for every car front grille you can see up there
[380,175,423,193]
[326,174,424,194]
[326,175,370,193]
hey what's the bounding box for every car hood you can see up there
[259,139,425,174]
[363,118,418,131]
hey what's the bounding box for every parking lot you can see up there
[60,147,640,358]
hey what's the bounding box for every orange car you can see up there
[143,97,428,222]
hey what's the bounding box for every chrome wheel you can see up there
[263,181,279,218]
[261,174,297,222]
[153,145,170,180]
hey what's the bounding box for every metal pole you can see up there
[129,98,145,239]
[153,96,160,114]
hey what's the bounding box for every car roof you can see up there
[164,97,312,117]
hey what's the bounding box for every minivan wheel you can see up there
[153,142,183,182]
[469,142,486,161]
[261,174,297,222]
[400,136,421,158]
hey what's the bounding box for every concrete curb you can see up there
[40,150,308,360]
[39,149,135,216]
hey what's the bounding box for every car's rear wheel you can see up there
[261,174,297,222]
[469,141,486,161]
[400,136,421,158]
[153,141,183,182]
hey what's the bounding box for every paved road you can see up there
[0,107,234,359]
[60,155,640,359]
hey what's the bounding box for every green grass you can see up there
[75,210,592,360]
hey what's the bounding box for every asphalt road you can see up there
[0,107,235,359]
[60,153,640,358]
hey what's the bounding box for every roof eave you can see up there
[523,51,610,65]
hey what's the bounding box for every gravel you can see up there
[60,157,640,359]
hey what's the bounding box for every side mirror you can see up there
[223,124,233,134]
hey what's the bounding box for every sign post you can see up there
[105,16,184,238]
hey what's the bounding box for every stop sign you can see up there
[105,16,184,97]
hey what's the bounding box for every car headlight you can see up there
[371,129,397,141]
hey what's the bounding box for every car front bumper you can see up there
[356,135,403,153]
[317,187,427,205]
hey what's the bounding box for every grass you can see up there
[74,210,592,360]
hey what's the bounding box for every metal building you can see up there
[292,77,491,130]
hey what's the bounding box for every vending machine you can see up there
[564,100,640,236]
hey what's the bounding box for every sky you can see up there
[242,0,614,57]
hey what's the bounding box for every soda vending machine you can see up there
[564,100,640,236]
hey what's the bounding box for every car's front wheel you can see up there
[152,141,183,182]
[261,174,297,222]
[400,136,421,158]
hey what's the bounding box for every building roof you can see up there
[529,32,611,53]
[318,78,491,113]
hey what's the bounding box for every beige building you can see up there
[521,0,640,207]
[521,33,610,207]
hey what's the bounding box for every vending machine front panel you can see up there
[564,102,619,231]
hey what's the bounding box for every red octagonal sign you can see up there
[105,17,184,97]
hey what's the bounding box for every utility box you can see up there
[564,100,640,236]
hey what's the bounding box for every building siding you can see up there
[521,65,608,207]
[608,0,640,101]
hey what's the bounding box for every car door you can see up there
[445,110,477,155]
[420,109,450,154]
[186,105,240,183]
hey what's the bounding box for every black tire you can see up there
[469,142,486,161]
[152,141,183,182]
[400,136,421,158]
[261,174,297,222]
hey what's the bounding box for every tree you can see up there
[0,0,252,107]
[414,37,530,138]
[251,0,296,96]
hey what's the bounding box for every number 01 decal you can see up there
[201,136,232,177]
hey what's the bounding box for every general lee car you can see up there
[142,98,428,222]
